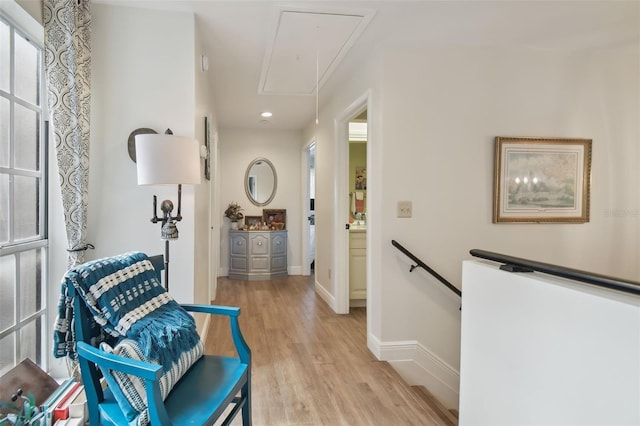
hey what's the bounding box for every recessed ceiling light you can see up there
[260,111,273,118]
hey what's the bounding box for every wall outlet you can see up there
[397,201,412,218]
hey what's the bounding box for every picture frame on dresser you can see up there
[244,215,262,227]
[493,136,592,223]
[263,209,286,230]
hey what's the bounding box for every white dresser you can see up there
[229,230,288,280]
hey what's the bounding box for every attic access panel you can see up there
[259,8,373,95]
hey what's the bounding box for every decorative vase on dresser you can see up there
[229,230,287,280]
[230,221,239,230]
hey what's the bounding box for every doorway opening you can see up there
[347,113,367,308]
[309,144,316,274]
[333,90,371,315]
[301,138,316,277]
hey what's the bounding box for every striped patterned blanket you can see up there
[53,251,201,372]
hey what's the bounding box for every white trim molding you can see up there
[0,0,44,45]
[314,280,336,311]
[370,336,460,410]
[220,266,302,278]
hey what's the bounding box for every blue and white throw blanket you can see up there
[53,252,201,372]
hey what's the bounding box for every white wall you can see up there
[46,3,201,378]
[306,41,639,408]
[218,128,303,276]
[89,4,197,300]
[460,260,640,425]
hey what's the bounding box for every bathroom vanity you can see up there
[229,230,287,280]
[349,227,367,301]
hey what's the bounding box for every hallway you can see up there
[207,275,454,426]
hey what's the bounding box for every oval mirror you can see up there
[245,158,277,206]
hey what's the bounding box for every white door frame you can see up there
[209,128,221,301]
[301,137,316,276]
[334,90,371,314]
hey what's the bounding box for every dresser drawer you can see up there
[250,234,269,255]
[230,235,248,256]
[271,234,286,255]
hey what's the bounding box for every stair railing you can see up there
[470,249,640,296]
[391,240,462,297]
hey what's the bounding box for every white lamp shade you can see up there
[135,134,202,185]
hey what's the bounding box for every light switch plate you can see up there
[397,201,412,218]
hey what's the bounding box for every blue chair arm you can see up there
[180,304,251,364]
[76,342,171,425]
[76,341,163,381]
[180,303,240,317]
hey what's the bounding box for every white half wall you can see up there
[460,260,640,425]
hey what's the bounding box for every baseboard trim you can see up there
[367,332,383,359]
[372,337,460,410]
[314,280,336,311]
[288,266,302,275]
[220,267,303,277]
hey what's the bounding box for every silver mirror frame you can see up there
[245,157,277,206]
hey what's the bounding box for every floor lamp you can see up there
[134,130,201,290]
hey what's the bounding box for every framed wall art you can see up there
[263,209,286,230]
[493,137,592,223]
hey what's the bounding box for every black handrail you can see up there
[470,249,640,296]
[391,240,462,297]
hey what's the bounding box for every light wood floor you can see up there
[206,275,453,426]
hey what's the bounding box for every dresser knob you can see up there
[258,241,263,246]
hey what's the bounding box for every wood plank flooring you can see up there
[206,275,453,426]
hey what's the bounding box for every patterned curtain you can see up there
[44,0,92,267]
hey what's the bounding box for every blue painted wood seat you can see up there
[69,254,251,425]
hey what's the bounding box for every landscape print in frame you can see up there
[493,137,592,223]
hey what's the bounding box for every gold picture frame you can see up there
[493,136,592,223]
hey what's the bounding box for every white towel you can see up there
[350,193,356,213]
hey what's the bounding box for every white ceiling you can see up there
[99,1,640,130]
[258,7,374,95]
